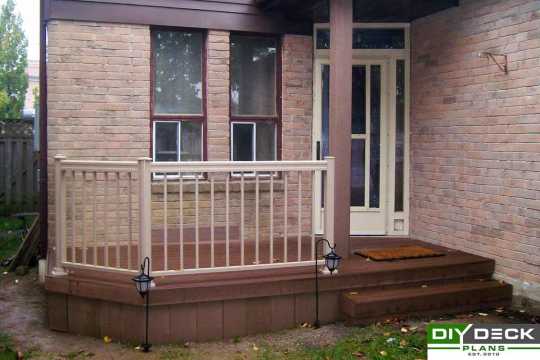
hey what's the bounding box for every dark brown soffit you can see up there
[44,0,312,35]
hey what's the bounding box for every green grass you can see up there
[255,325,427,360]
[0,333,16,360]
[0,215,34,262]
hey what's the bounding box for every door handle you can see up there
[316,141,321,160]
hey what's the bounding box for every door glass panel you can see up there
[351,139,365,207]
[352,66,366,134]
[255,122,276,161]
[369,65,381,208]
[395,60,405,211]
[321,64,330,207]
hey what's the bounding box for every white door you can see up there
[313,59,389,235]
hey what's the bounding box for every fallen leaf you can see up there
[383,332,391,337]
[352,351,365,358]
[386,337,396,343]
[349,291,358,295]
[421,284,428,288]
[400,339,408,347]
[103,336,112,343]
[252,344,259,351]
[478,313,488,317]
[401,327,409,333]
[519,310,526,313]
[380,350,388,356]
[14,279,19,284]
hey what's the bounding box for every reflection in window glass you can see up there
[155,122,178,162]
[180,122,202,161]
[351,139,365,207]
[352,65,366,134]
[369,65,381,208]
[255,123,276,161]
[353,29,405,49]
[232,123,254,161]
[395,60,405,212]
[230,35,277,116]
[153,31,203,115]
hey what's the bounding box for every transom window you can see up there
[151,29,205,162]
[230,34,279,162]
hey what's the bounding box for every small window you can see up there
[231,122,276,162]
[154,121,202,162]
[316,29,330,49]
[151,29,205,163]
[352,29,405,49]
[230,34,280,164]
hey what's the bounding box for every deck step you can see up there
[341,280,512,323]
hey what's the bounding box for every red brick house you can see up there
[41,0,539,342]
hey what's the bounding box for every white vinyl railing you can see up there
[52,155,335,275]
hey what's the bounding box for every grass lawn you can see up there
[254,324,426,360]
[0,216,33,262]
[0,333,17,360]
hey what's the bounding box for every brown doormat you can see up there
[355,245,444,261]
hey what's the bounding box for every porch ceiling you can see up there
[258,0,459,23]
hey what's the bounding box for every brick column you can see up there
[206,30,230,160]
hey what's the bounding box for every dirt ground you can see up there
[1,269,538,360]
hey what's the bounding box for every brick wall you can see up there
[46,22,314,270]
[47,21,151,265]
[410,0,540,301]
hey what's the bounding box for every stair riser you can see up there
[341,284,512,319]
[325,261,494,293]
[345,300,513,326]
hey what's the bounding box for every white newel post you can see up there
[52,154,67,276]
[324,156,336,253]
[138,157,152,270]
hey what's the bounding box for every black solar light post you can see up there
[314,238,342,329]
[132,256,154,352]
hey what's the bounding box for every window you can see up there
[151,29,205,162]
[315,27,406,50]
[230,34,279,162]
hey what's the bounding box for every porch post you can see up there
[329,0,353,258]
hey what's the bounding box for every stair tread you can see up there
[342,280,510,304]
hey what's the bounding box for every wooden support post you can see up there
[138,157,152,270]
[52,154,67,276]
[330,0,353,258]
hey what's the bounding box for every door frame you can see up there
[312,22,411,236]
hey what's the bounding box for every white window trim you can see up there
[152,121,204,180]
[230,121,278,177]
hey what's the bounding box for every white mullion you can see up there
[252,123,257,161]
[178,121,182,162]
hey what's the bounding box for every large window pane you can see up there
[231,35,277,116]
[155,122,178,162]
[232,123,254,161]
[351,139,365,207]
[369,66,381,208]
[353,29,405,49]
[255,123,276,161]
[395,60,406,212]
[352,65,366,134]
[153,30,203,115]
[180,122,202,161]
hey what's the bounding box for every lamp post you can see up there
[132,257,154,352]
[314,238,341,329]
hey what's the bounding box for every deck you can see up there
[45,237,511,343]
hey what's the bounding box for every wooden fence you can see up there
[0,120,38,211]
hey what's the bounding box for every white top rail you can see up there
[151,160,329,173]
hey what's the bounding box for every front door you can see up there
[313,60,389,235]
